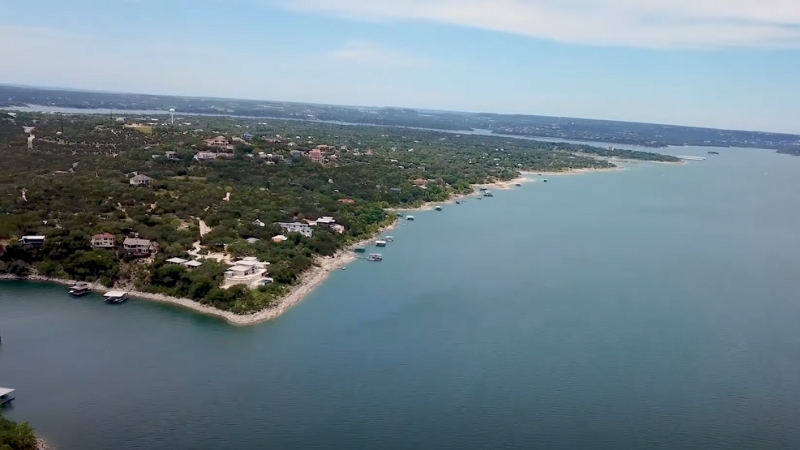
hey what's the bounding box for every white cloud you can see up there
[324,41,426,66]
[280,0,800,48]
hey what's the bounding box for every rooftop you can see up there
[104,291,127,298]
[0,388,14,397]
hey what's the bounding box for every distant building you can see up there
[166,257,188,265]
[290,150,304,159]
[338,199,355,205]
[165,151,179,160]
[315,217,336,227]
[242,133,254,141]
[91,233,116,249]
[278,222,314,237]
[272,235,288,243]
[130,174,153,186]
[123,237,158,256]
[19,235,45,247]
[308,149,323,163]
[203,136,230,148]
[194,152,218,161]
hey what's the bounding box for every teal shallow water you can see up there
[3,146,800,449]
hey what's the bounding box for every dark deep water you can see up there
[3,146,800,449]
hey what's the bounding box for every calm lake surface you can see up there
[4,146,800,449]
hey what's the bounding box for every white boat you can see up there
[435,206,443,211]
[406,216,415,221]
[384,236,394,242]
[375,240,387,247]
[367,253,383,261]
[103,290,128,304]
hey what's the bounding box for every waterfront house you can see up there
[315,216,336,227]
[130,174,153,187]
[123,237,158,256]
[278,222,314,237]
[91,233,116,249]
[223,257,270,288]
[19,235,45,247]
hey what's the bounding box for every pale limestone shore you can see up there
[0,164,633,325]
[0,220,400,326]
[393,173,538,213]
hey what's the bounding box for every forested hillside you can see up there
[0,111,677,313]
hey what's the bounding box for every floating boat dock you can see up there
[103,290,129,304]
[367,253,383,261]
[69,282,92,297]
[0,388,15,406]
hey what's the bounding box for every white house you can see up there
[223,257,270,288]
[19,235,45,247]
[194,152,218,161]
[278,222,314,237]
[130,174,153,186]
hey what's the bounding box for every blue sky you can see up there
[2,0,800,133]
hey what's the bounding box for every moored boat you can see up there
[103,290,128,304]
[68,282,92,297]
[353,247,366,253]
[375,240,387,247]
[367,253,383,261]
[406,215,415,221]
[434,206,443,211]
[384,236,394,242]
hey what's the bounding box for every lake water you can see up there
[4,146,800,449]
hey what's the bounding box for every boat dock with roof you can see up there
[0,388,15,405]
[103,290,129,304]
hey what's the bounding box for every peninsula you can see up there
[0,110,678,323]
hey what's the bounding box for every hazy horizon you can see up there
[5,83,799,138]
[2,1,799,134]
